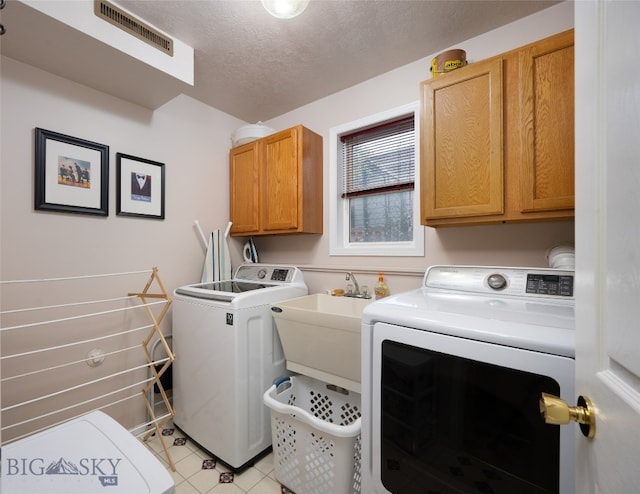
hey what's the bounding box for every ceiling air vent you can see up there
[94,0,173,56]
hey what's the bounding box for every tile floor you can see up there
[142,421,294,494]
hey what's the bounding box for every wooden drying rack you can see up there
[128,267,176,471]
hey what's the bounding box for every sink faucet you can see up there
[345,272,371,299]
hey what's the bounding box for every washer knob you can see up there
[487,273,507,290]
[257,269,267,279]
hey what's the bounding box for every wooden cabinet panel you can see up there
[520,30,575,212]
[229,125,322,236]
[422,57,503,220]
[263,129,299,231]
[229,142,260,234]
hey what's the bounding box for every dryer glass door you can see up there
[380,339,562,494]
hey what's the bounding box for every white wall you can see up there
[1,56,243,286]
[0,1,576,302]
[0,56,243,435]
[258,1,575,295]
[0,1,575,436]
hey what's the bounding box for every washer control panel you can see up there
[234,264,298,283]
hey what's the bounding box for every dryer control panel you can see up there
[525,273,573,297]
[425,265,574,299]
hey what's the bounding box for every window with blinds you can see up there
[340,116,415,243]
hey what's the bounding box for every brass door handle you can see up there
[539,392,596,438]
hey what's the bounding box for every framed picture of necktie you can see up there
[116,153,165,219]
[34,128,109,216]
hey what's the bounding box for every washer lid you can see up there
[1,411,174,494]
[174,264,307,305]
[176,280,273,301]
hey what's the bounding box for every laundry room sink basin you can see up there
[273,293,372,331]
[270,293,373,392]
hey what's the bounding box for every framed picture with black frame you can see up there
[116,153,165,219]
[34,128,109,216]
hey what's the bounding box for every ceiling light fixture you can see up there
[261,0,310,19]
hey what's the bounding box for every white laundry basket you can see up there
[264,375,361,494]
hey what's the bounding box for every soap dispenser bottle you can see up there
[374,272,389,299]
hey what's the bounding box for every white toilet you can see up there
[1,411,174,494]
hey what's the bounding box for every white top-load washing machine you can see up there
[1,411,174,494]
[361,265,575,494]
[172,264,307,470]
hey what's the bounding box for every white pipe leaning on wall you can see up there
[193,219,208,250]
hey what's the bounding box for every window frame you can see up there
[329,101,424,257]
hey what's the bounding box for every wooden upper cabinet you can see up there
[421,29,575,227]
[229,125,323,236]
[421,57,504,220]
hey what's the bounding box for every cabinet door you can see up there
[421,57,504,222]
[229,142,260,234]
[520,30,575,212]
[262,128,299,232]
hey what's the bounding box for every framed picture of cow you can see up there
[34,128,109,216]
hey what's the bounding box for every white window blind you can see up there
[341,116,415,198]
[339,115,416,244]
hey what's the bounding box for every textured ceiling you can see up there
[2,0,562,122]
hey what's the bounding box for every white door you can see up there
[575,1,640,492]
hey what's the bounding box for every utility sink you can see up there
[270,293,373,393]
